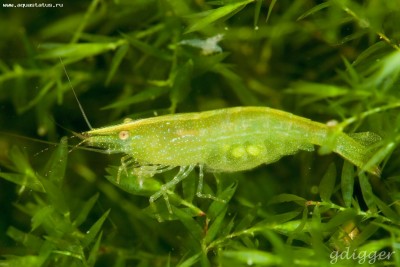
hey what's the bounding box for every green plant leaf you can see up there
[206,182,237,221]
[372,195,400,223]
[104,166,161,196]
[82,209,110,248]
[264,0,276,24]
[170,59,193,112]
[172,206,203,243]
[38,41,125,61]
[42,136,68,187]
[31,205,54,231]
[73,193,99,227]
[87,231,103,267]
[7,226,44,250]
[319,163,337,202]
[358,173,377,212]
[40,179,69,216]
[101,87,167,110]
[185,0,255,33]
[105,43,129,86]
[351,219,381,248]
[324,209,357,232]
[205,206,227,244]
[222,250,281,265]
[341,160,355,208]
[0,172,44,192]
[177,253,201,267]
[234,204,259,232]
[297,1,331,20]
[268,194,306,206]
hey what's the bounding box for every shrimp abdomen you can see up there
[331,133,380,176]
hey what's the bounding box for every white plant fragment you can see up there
[180,34,224,55]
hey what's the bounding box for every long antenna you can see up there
[59,57,93,130]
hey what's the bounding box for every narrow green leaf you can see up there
[265,0,277,24]
[215,66,261,106]
[297,2,331,20]
[205,206,227,244]
[193,52,228,76]
[170,60,193,112]
[0,172,44,192]
[82,209,110,247]
[41,180,69,216]
[258,211,302,226]
[105,166,161,196]
[351,220,381,247]
[42,136,68,187]
[177,253,201,267]
[102,87,167,110]
[70,0,101,43]
[8,146,33,174]
[17,80,56,113]
[38,42,124,60]
[268,194,306,206]
[324,209,357,232]
[358,238,393,254]
[223,250,281,265]
[122,33,171,60]
[358,173,377,212]
[310,205,325,255]
[172,206,203,242]
[44,235,84,257]
[206,182,237,221]
[362,140,397,175]
[185,0,254,33]
[221,216,236,237]
[105,43,129,86]
[272,220,309,238]
[234,204,259,232]
[88,231,103,267]
[319,163,337,202]
[182,171,196,202]
[254,0,263,26]
[7,226,44,250]
[353,41,388,67]
[372,195,400,222]
[73,193,99,227]
[261,230,285,254]
[286,81,349,97]
[341,161,355,208]
[31,205,54,231]
[368,50,400,87]
[338,56,360,87]
[164,0,191,16]
[0,255,43,267]
[291,207,309,236]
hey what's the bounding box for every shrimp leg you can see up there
[150,164,196,214]
[117,155,134,184]
[196,165,225,202]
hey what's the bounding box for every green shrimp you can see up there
[82,106,380,213]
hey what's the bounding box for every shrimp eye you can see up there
[119,130,130,140]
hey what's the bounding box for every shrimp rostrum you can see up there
[82,106,380,213]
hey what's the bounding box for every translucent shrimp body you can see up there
[83,106,380,212]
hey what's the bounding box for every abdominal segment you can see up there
[204,137,315,172]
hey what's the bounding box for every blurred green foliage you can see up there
[1,0,400,266]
